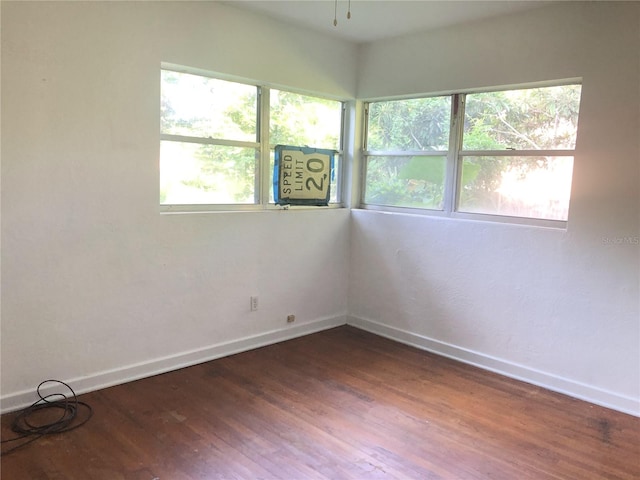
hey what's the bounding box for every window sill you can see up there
[160,203,346,214]
[356,204,568,230]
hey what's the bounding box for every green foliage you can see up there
[368,96,450,151]
[270,90,341,149]
[399,156,444,184]
[185,145,257,203]
[365,156,445,209]
[364,96,451,208]
[176,91,258,202]
[464,85,581,150]
[162,71,580,209]
[365,85,581,210]
[161,72,342,204]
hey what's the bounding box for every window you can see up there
[363,83,582,225]
[364,96,451,209]
[160,66,344,210]
[269,89,343,204]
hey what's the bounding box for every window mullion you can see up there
[460,149,575,157]
[360,103,369,206]
[258,87,271,206]
[160,134,259,149]
[335,102,347,205]
[364,150,447,156]
[444,93,465,214]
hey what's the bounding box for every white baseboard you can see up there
[347,315,640,417]
[1,315,347,414]
[5,314,637,418]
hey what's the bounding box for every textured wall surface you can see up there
[1,1,354,407]
[2,1,638,416]
[352,2,640,414]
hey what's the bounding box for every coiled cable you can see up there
[1,379,93,455]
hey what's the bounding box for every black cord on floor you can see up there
[1,379,93,455]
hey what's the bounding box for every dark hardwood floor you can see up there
[2,326,639,479]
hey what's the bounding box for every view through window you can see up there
[363,84,582,223]
[160,68,344,209]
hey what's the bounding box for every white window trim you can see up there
[360,82,581,229]
[160,64,347,213]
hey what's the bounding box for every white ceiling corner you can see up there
[222,0,552,44]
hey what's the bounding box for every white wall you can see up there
[351,2,640,415]
[1,1,356,409]
[2,1,638,417]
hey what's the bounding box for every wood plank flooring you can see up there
[2,326,639,479]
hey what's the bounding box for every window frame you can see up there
[361,81,582,228]
[160,63,347,213]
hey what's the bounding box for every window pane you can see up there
[160,141,257,205]
[270,90,342,150]
[364,156,446,209]
[161,70,257,142]
[458,156,574,220]
[463,85,581,150]
[367,96,451,151]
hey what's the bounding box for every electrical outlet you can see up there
[287,314,295,323]
[250,296,258,311]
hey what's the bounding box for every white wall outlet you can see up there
[250,296,258,311]
[287,314,295,323]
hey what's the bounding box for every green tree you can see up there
[365,96,451,207]
[364,85,581,210]
[161,71,258,203]
[162,72,342,204]
[460,86,581,210]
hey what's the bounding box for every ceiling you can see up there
[224,0,551,44]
